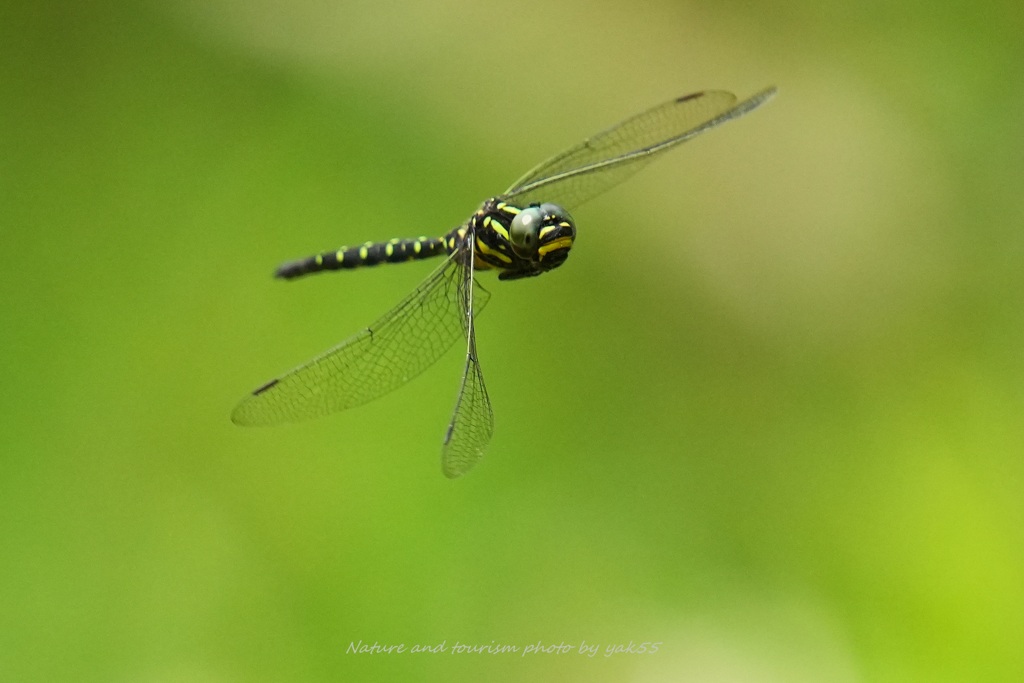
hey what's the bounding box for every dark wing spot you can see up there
[252,378,280,396]
[675,92,705,103]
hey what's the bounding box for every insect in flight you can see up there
[233,86,777,478]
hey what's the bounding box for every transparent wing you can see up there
[504,87,777,210]
[441,227,494,478]
[232,249,489,426]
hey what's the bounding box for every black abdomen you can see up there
[275,237,447,280]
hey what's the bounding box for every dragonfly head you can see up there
[508,203,576,272]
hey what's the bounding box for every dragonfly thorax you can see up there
[469,198,576,281]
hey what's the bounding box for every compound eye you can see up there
[509,206,544,257]
[538,203,572,226]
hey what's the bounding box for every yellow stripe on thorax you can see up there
[475,236,512,264]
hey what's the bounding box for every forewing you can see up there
[504,87,776,209]
[232,250,489,426]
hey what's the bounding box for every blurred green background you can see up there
[2,0,1023,681]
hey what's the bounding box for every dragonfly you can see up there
[233,86,777,478]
